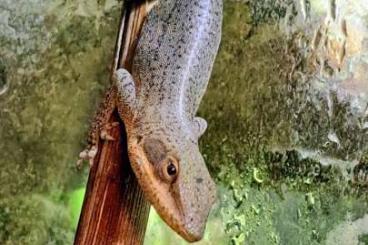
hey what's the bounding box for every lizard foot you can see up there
[76,122,119,169]
[76,145,98,169]
[100,122,119,141]
[77,86,119,170]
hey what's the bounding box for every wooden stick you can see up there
[74,2,151,244]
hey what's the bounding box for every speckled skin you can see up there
[80,0,222,242]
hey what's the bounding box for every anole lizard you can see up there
[78,0,223,242]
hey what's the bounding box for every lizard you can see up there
[78,0,223,242]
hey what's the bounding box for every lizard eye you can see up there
[161,157,179,182]
[167,162,177,176]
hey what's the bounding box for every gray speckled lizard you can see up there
[78,0,222,242]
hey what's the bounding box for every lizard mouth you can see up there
[154,195,205,242]
[150,190,206,242]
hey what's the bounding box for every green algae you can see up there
[0,0,122,244]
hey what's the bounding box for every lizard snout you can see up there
[173,152,217,242]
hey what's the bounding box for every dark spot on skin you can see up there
[143,138,167,165]
[137,135,143,144]
[196,177,203,183]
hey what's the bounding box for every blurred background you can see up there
[1,0,368,244]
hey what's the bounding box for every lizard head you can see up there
[127,118,216,242]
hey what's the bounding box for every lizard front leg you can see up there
[114,68,137,120]
[77,68,136,168]
[77,86,118,168]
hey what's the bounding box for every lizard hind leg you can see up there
[77,86,118,169]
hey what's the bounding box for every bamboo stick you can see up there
[74,1,151,244]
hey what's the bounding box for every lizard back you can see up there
[132,0,222,121]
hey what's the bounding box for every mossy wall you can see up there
[1,0,368,244]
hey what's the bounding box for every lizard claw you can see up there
[76,146,98,169]
[100,122,119,141]
[100,129,115,141]
[76,159,84,170]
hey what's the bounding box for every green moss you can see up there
[0,0,121,243]
[248,0,298,25]
[0,195,73,244]
[359,234,368,245]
